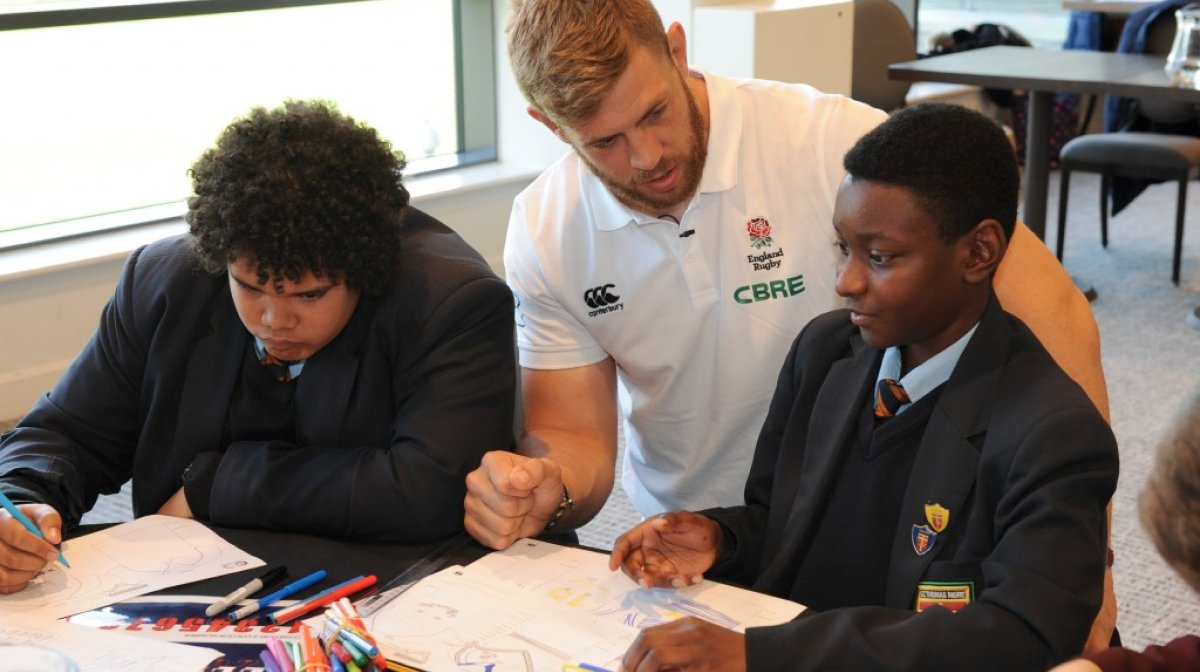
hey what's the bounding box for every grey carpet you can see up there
[1050,171,1200,649]
[8,168,1200,651]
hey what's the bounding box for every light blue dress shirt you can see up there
[873,323,980,415]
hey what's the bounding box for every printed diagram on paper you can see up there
[363,565,632,672]
[468,539,804,632]
[362,539,804,672]
[0,515,264,619]
[0,614,220,672]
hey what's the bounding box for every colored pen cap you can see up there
[257,566,289,589]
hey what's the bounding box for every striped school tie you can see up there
[874,378,910,418]
[259,352,294,383]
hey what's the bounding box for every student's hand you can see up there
[157,487,194,519]
[609,511,721,588]
[464,450,564,549]
[0,502,63,594]
[621,617,746,672]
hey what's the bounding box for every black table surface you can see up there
[889,45,1200,102]
[71,524,492,602]
[68,523,587,604]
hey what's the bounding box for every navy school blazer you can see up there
[704,294,1118,671]
[0,207,516,542]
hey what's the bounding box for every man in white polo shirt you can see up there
[465,0,1109,604]
[498,46,876,521]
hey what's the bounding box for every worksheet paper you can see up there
[0,614,220,672]
[0,515,265,619]
[363,538,805,672]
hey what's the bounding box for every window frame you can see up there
[0,0,496,250]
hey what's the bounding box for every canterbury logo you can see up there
[583,284,620,308]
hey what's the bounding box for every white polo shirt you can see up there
[505,70,886,515]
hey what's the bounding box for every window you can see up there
[916,0,1070,53]
[0,0,495,247]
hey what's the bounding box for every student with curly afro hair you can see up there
[188,100,408,298]
[0,101,516,590]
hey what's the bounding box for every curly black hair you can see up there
[843,102,1019,242]
[187,99,408,295]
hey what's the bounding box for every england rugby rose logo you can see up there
[747,217,773,249]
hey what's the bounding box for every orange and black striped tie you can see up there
[874,378,910,418]
[259,352,294,383]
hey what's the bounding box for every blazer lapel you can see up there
[293,345,357,446]
[883,409,981,608]
[883,296,1010,609]
[757,340,877,591]
[175,296,245,461]
[293,298,371,446]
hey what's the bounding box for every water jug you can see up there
[1166,4,1200,87]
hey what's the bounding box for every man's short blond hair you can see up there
[507,0,671,128]
[1140,384,1200,594]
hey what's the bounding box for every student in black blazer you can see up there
[0,101,515,593]
[610,103,1118,671]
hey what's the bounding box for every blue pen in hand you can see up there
[0,490,69,568]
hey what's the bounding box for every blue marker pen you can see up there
[0,490,68,568]
[229,569,328,621]
[337,627,379,657]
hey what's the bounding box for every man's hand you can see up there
[0,503,63,594]
[157,487,194,519]
[609,511,722,588]
[464,450,564,549]
[621,617,746,672]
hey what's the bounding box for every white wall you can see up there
[692,1,854,96]
[0,261,124,420]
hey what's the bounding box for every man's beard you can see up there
[579,74,708,216]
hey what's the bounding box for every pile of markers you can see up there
[267,574,378,625]
[212,568,378,624]
[259,597,392,672]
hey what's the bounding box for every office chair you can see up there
[1056,9,1200,285]
[851,0,916,112]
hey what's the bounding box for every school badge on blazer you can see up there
[911,524,937,555]
[914,580,974,613]
[912,502,949,555]
[924,502,950,532]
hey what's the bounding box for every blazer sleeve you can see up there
[742,401,1118,672]
[703,313,847,586]
[204,275,517,542]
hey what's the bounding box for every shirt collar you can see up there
[694,67,740,195]
[253,336,306,380]
[874,323,979,414]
